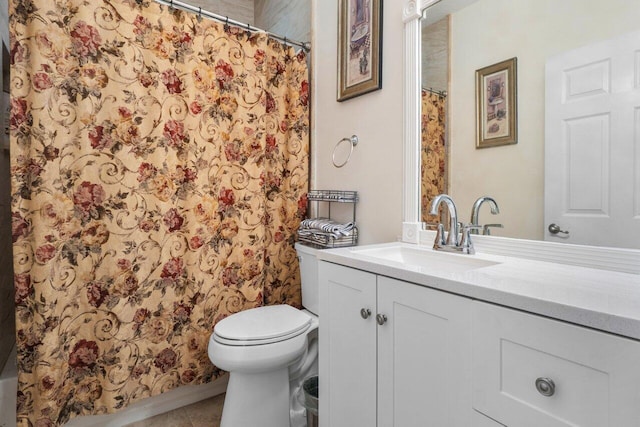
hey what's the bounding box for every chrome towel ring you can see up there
[332,135,359,168]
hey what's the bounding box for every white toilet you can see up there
[208,243,320,427]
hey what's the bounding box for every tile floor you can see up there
[124,393,225,427]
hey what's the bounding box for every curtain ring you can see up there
[284,37,287,45]
[332,135,359,168]
[225,16,229,26]
[198,7,202,16]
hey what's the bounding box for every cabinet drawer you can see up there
[473,302,640,427]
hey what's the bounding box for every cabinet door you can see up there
[473,301,640,427]
[319,262,377,427]
[377,277,473,426]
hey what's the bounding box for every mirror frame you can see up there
[401,0,440,243]
[400,0,640,273]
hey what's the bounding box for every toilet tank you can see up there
[295,243,320,315]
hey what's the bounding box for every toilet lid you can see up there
[214,305,312,344]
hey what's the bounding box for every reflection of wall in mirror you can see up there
[443,0,640,242]
[421,17,448,93]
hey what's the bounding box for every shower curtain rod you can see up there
[154,0,311,52]
[422,87,447,97]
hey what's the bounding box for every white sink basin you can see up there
[351,245,500,272]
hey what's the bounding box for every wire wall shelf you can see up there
[298,190,359,249]
[307,190,359,203]
[298,227,358,249]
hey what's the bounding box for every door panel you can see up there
[545,30,640,248]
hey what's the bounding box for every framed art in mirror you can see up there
[337,0,383,101]
[476,57,517,148]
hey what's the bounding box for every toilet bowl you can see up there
[208,243,320,427]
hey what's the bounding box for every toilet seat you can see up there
[213,305,312,346]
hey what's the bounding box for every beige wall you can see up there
[312,0,404,245]
[188,0,254,24]
[255,0,311,45]
[449,0,640,240]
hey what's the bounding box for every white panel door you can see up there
[377,277,472,427]
[318,262,377,427]
[545,30,640,248]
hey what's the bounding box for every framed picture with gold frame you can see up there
[337,0,383,102]
[476,57,517,148]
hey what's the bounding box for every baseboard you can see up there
[65,374,229,427]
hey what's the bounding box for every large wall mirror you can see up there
[417,0,640,250]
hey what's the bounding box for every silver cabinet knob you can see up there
[360,308,371,319]
[376,314,387,325]
[535,377,556,397]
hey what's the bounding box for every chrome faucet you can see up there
[429,194,482,254]
[470,196,500,235]
[429,194,460,247]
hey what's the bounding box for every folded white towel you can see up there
[300,218,356,237]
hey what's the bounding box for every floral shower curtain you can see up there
[9,0,309,425]
[421,90,446,223]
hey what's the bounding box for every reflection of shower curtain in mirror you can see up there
[9,0,309,425]
[421,90,447,223]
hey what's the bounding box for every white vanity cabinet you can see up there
[318,261,473,427]
[473,302,640,427]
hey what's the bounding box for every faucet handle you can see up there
[424,222,446,244]
[460,224,483,254]
[424,222,447,249]
[463,224,483,233]
[482,223,503,236]
[434,223,446,247]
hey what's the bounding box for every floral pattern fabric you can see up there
[421,90,447,223]
[9,0,309,425]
